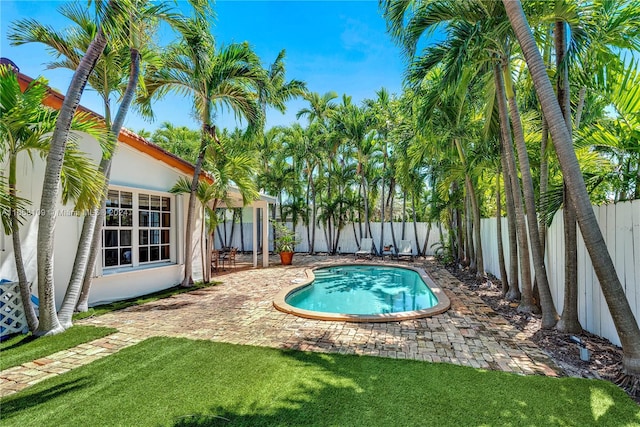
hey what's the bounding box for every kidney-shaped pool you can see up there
[273,264,450,322]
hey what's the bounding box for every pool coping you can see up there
[273,262,451,322]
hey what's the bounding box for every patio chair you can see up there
[228,247,238,269]
[397,240,414,261]
[211,249,221,272]
[355,238,373,259]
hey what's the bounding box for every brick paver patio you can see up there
[0,255,561,397]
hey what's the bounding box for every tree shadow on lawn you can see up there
[1,338,637,426]
[1,378,90,415]
[171,348,640,427]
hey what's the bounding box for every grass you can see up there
[2,337,638,427]
[0,326,116,371]
[73,281,218,320]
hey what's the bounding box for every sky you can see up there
[0,0,412,135]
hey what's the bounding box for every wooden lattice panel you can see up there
[0,281,29,337]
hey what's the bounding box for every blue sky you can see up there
[1,0,411,134]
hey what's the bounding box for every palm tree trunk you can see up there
[466,176,484,278]
[504,0,640,374]
[421,221,431,257]
[10,158,39,331]
[380,176,385,256]
[539,115,549,249]
[555,19,582,334]
[183,127,210,287]
[74,49,141,314]
[402,190,407,240]
[310,191,317,254]
[504,60,558,326]
[574,86,587,130]
[496,171,509,295]
[412,197,422,256]
[495,63,533,311]
[362,175,371,238]
[557,184,582,333]
[239,208,246,252]
[500,140,519,300]
[36,26,107,336]
[465,190,475,272]
[389,189,397,250]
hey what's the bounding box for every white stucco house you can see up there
[0,71,274,309]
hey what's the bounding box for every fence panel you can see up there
[481,201,640,346]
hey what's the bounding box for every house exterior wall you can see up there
[0,132,206,308]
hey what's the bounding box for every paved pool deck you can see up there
[0,255,561,397]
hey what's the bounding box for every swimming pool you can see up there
[273,264,450,322]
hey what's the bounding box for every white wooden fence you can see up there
[481,200,640,347]
[215,221,443,255]
[218,200,639,346]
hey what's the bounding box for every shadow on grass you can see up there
[170,347,640,427]
[1,378,90,415]
[2,338,637,427]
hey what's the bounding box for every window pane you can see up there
[150,246,160,261]
[104,249,118,266]
[161,245,170,260]
[105,208,119,226]
[150,230,160,245]
[104,230,118,247]
[161,212,170,228]
[150,212,160,227]
[120,230,131,246]
[162,197,170,211]
[121,248,132,265]
[139,246,149,263]
[139,211,149,227]
[107,190,119,207]
[161,229,170,244]
[139,194,149,210]
[121,209,133,226]
[150,195,161,211]
[139,230,148,245]
[120,192,133,208]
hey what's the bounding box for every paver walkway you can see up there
[1,256,561,398]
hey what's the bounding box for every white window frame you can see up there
[100,186,175,274]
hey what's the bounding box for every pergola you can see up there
[213,188,277,268]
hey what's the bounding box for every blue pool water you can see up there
[285,265,438,315]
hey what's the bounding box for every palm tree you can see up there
[150,122,201,163]
[258,49,307,125]
[15,0,125,336]
[0,66,107,331]
[12,1,177,324]
[503,0,640,377]
[296,91,337,253]
[144,11,264,286]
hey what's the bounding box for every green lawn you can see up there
[2,337,638,426]
[0,325,117,371]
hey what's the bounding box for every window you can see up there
[138,194,171,263]
[103,190,133,267]
[102,189,172,269]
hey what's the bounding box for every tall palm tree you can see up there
[12,1,177,324]
[144,12,264,286]
[0,67,107,331]
[14,0,125,336]
[503,0,640,377]
[296,91,337,253]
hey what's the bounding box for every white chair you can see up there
[355,238,373,259]
[397,240,414,261]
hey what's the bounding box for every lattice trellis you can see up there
[1,281,29,337]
